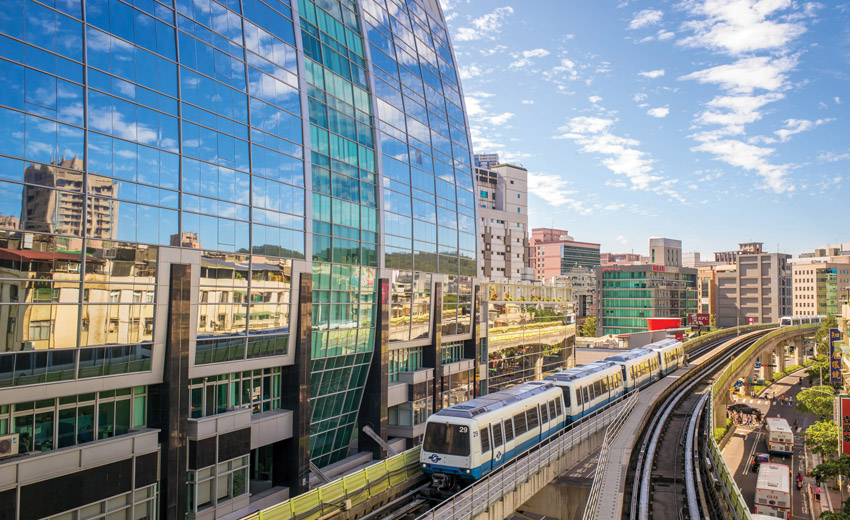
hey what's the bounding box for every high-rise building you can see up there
[529,228,600,280]
[649,237,682,267]
[715,251,792,327]
[597,237,697,335]
[714,242,764,263]
[791,258,850,316]
[599,252,647,265]
[0,0,484,517]
[475,154,528,281]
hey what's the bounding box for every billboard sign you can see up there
[830,328,842,383]
[841,396,850,456]
[688,313,710,326]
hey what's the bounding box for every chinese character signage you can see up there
[841,396,850,456]
[830,328,842,383]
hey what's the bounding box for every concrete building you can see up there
[475,155,528,281]
[714,242,764,264]
[649,237,682,267]
[798,243,850,259]
[529,228,600,281]
[697,265,718,316]
[474,153,501,169]
[596,264,698,336]
[791,258,850,316]
[715,252,792,327]
[556,267,597,327]
[597,237,697,335]
[599,252,647,265]
[0,1,486,518]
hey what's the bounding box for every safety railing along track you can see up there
[415,395,632,520]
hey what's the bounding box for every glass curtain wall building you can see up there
[0,0,484,517]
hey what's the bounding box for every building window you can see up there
[480,190,487,198]
[189,368,282,419]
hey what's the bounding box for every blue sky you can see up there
[440,0,850,257]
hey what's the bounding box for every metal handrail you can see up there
[582,390,640,520]
[416,394,631,520]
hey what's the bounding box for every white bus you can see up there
[754,462,790,518]
[765,417,794,456]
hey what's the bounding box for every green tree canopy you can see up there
[806,420,839,457]
[815,315,839,356]
[811,454,850,484]
[796,385,836,418]
[806,355,832,386]
[579,317,597,337]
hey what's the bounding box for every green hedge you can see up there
[714,418,733,443]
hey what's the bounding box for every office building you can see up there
[0,0,484,518]
[599,252,647,266]
[597,237,697,335]
[714,242,764,264]
[715,251,792,327]
[792,258,850,316]
[798,243,850,259]
[556,267,596,326]
[473,153,500,169]
[475,154,528,281]
[649,237,682,267]
[529,228,600,280]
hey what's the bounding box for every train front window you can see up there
[424,423,471,456]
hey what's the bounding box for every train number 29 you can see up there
[458,426,468,434]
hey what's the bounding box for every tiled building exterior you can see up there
[0,0,485,517]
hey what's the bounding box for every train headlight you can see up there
[466,469,471,474]
[422,464,426,468]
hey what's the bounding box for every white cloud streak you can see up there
[509,48,550,68]
[639,69,665,78]
[628,9,663,29]
[647,107,669,118]
[455,6,514,41]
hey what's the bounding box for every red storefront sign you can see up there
[646,317,682,331]
[842,396,850,456]
[688,313,710,326]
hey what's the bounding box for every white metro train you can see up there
[420,381,565,487]
[779,315,825,327]
[421,339,685,489]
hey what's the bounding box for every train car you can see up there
[544,361,624,423]
[645,339,685,376]
[605,348,660,391]
[780,315,825,327]
[420,381,565,490]
[754,462,791,518]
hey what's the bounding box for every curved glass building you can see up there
[0,0,483,516]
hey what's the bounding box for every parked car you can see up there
[729,403,759,415]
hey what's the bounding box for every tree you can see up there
[821,512,850,520]
[579,317,597,337]
[807,355,832,386]
[815,315,839,356]
[806,420,839,457]
[796,385,836,418]
[710,314,717,328]
[811,454,850,484]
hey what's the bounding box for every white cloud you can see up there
[588,95,603,104]
[647,106,669,118]
[835,96,842,104]
[546,57,578,78]
[616,234,629,245]
[817,151,850,163]
[680,55,797,94]
[691,137,793,193]
[628,9,663,29]
[521,99,534,105]
[678,0,810,55]
[633,93,648,103]
[693,93,784,136]
[479,45,507,56]
[455,6,514,42]
[526,172,590,214]
[657,30,675,40]
[639,69,665,79]
[774,118,833,142]
[486,112,515,126]
[509,48,550,69]
[459,64,482,80]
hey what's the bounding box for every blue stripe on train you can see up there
[422,421,567,480]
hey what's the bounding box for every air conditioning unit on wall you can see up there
[0,433,19,457]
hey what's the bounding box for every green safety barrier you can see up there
[244,448,423,520]
[707,324,817,519]
[682,323,774,353]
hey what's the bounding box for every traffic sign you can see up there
[754,362,762,368]
[734,381,744,388]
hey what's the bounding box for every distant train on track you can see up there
[779,315,825,327]
[420,338,685,491]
